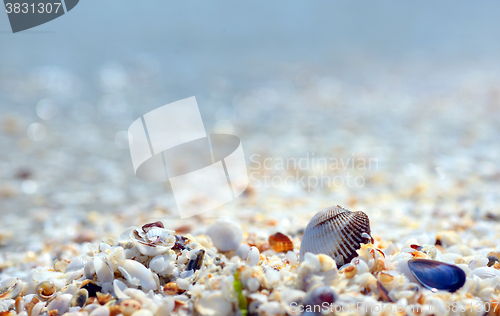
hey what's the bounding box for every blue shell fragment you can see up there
[408,259,466,293]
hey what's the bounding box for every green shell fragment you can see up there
[233,269,248,316]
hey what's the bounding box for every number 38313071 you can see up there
[5,3,62,14]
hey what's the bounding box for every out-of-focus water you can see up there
[1,1,500,234]
[1,1,500,81]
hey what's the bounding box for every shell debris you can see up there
[2,197,500,316]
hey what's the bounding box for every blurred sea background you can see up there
[1,1,500,248]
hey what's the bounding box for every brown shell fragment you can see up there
[142,221,164,233]
[268,232,294,253]
[300,205,372,267]
[377,281,393,302]
[163,282,185,295]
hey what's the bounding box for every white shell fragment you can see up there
[300,205,372,266]
[246,246,260,266]
[0,278,23,300]
[206,217,243,252]
[196,291,233,316]
[94,254,114,284]
[119,260,158,291]
[120,222,176,256]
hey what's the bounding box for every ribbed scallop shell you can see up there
[299,205,371,267]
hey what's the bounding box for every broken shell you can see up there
[388,283,421,303]
[141,221,164,231]
[246,246,260,266]
[343,265,357,278]
[46,294,72,315]
[163,282,185,295]
[81,280,102,297]
[113,280,129,300]
[377,281,392,302]
[317,254,336,272]
[488,255,499,267]
[0,278,23,300]
[268,232,294,253]
[120,222,176,256]
[96,292,113,305]
[15,296,24,313]
[94,254,114,284]
[70,289,88,307]
[408,259,466,292]
[30,301,45,316]
[66,255,91,272]
[118,260,158,291]
[206,217,243,252]
[118,299,142,316]
[469,267,500,279]
[299,205,371,267]
[186,249,205,271]
[149,253,170,274]
[36,281,56,300]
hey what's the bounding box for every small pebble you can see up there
[247,278,260,292]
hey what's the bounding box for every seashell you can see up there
[81,280,102,297]
[113,280,130,300]
[408,259,466,292]
[118,260,158,291]
[36,281,56,300]
[0,277,23,300]
[469,267,500,279]
[47,294,72,315]
[172,235,190,251]
[108,247,126,266]
[317,254,336,272]
[163,282,185,295]
[30,301,45,316]
[15,296,25,314]
[469,257,488,270]
[299,205,372,267]
[149,253,170,274]
[96,292,113,305]
[186,249,205,271]
[343,265,357,279]
[388,283,421,303]
[70,289,88,307]
[268,232,293,253]
[488,255,499,267]
[94,253,114,284]
[117,299,142,316]
[89,306,110,316]
[246,246,260,266]
[376,281,392,302]
[119,222,176,256]
[195,290,233,316]
[176,278,190,291]
[206,217,243,252]
[302,286,337,309]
